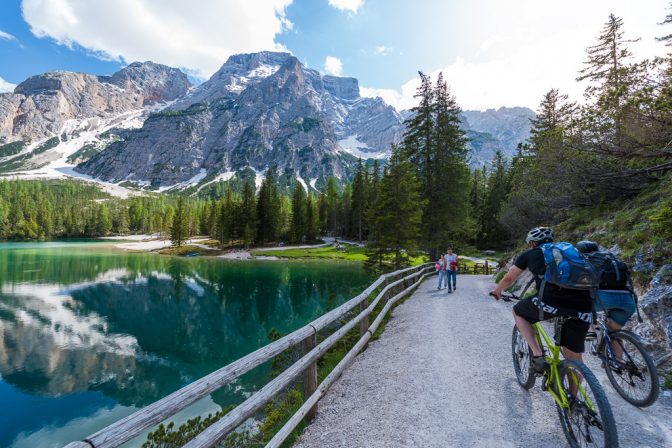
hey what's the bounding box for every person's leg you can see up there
[513,310,543,356]
[606,318,624,360]
[447,271,452,292]
[562,347,584,397]
[451,270,457,290]
[437,270,443,289]
[560,318,589,397]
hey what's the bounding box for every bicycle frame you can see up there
[532,322,596,411]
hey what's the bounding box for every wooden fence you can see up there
[65,263,434,448]
[470,261,494,275]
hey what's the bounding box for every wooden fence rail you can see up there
[65,263,433,448]
[471,261,494,275]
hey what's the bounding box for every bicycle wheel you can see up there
[511,325,535,389]
[602,330,659,407]
[556,359,618,448]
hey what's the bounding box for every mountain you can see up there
[78,52,404,191]
[0,62,191,144]
[461,107,536,167]
[0,52,534,193]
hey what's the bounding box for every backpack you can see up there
[539,242,599,290]
[584,251,630,290]
[585,250,642,322]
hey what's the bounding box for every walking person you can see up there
[436,253,448,290]
[445,246,459,293]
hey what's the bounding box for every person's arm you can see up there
[491,266,524,300]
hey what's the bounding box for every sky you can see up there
[0,0,670,111]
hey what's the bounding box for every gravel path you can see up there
[295,275,672,448]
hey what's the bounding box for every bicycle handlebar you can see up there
[490,292,520,302]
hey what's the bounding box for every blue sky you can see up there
[1,0,670,110]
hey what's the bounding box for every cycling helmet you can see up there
[576,240,599,254]
[525,227,554,244]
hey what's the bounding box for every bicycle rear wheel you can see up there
[511,325,535,389]
[556,359,618,448]
[603,330,659,407]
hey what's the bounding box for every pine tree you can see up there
[290,182,307,243]
[478,150,511,248]
[305,191,319,242]
[240,180,257,248]
[170,197,189,247]
[369,149,424,270]
[577,14,642,155]
[257,169,280,244]
[350,158,368,241]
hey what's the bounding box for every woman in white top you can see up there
[445,247,459,293]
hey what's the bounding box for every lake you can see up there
[0,242,372,447]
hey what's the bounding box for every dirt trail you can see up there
[295,275,672,448]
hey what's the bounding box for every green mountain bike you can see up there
[500,293,619,448]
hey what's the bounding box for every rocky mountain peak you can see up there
[104,61,191,105]
[0,63,191,144]
[322,75,359,101]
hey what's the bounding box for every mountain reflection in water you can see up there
[0,243,371,447]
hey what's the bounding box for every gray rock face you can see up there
[462,107,536,157]
[0,62,190,144]
[78,52,402,187]
[637,265,672,358]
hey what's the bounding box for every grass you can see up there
[664,370,672,390]
[557,173,672,285]
[461,246,506,261]
[157,245,220,256]
[252,244,368,261]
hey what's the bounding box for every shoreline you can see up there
[1,236,366,263]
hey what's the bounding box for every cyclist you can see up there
[576,240,636,360]
[490,227,593,373]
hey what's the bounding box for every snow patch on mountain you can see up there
[338,135,387,159]
[297,177,308,192]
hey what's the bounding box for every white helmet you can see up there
[526,227,554,244]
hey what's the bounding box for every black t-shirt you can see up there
[514,248,591,311]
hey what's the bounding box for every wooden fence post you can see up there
[302,330,318,420]
[485,261,489,275]
[359,296,369,337]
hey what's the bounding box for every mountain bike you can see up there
[497,293,618,448]
[588,312,659,407]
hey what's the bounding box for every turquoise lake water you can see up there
[0,242,371,447]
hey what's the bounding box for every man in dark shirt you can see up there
[490,227,593,372]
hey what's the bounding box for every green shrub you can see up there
[0,141,25,157]
[142,407,234,448]
[651,204,672,239]
[67,144,100,163]
[664,370,672,390]
[495,270,507,283]
[32,137,60,155]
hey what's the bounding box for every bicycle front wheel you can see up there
[511,325,535,389]
[603,330,659,407]
[556,359,618,448]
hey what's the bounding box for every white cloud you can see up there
[20,0,293,79]
[328,0,363,13]
[363,0,669,111]
[373,45,393,56]
[360,83,417,111]
[0,76,17,93]
[0,29,18,42]
[324,56,343,76]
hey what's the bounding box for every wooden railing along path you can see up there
[470,261,494,275]
[65,263,434,448]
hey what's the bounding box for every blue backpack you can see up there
[539,242,598,290]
